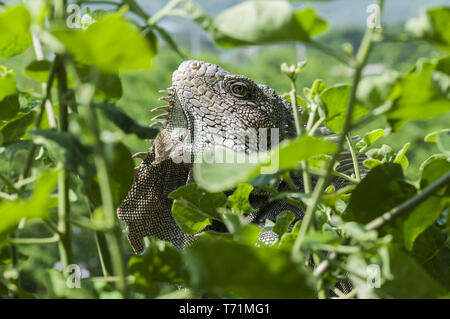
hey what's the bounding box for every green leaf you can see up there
[424,128,450,143]
[53,12,154,73]
[0,95,20,121]
[384,155,449,251]
[420,154,450,194]
[406,6,450,51]
[393,142,410,169]
[412,225,447,264]
[171,200,213,234]
[104,142,134,206]
[169,184,227,234]
[220,212,261,244]
[348,246,448,298]
[413,227,450,291]
[29,129,96,179]
[356,128,385,150]
[129,239,189,291]
[184,239,316,298]
[0,6,32,58]
[319,84,368,132]
[357,70,399,108]
[76,65,123,101]
[272,211,296,236]
[0,111,35,144]
[381,247,447,298]
[227,183,254,215]
[98,103,158,139]
[345,163,417,224]
[0,170,58,239]
[194,136,337,192]
[436,130,450,153]
[0,66,17,101]
[211,1,327,47]
[24,60,53,84]
[386,59,450,130]
[400,195,443,251]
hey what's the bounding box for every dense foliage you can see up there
[0,0,449,299]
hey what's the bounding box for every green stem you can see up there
[289,80,303,136]
[70,64,127,297]
[77,0,120,5]
[84,195,112,277]
[345,134,361,182]
[147,0,181,26]
[308,40,353,67]
[56,55,73,276]
[314,162,450,279]
[8,235,60,245]
[122,0,150,20]
[21,61,57,180]
[292,25,375,262]
[0,172,23,196]
[332,170,359,184]
[312,252,327,299]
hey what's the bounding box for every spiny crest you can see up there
[148,86,175,129]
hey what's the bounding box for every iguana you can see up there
[117,60,363,255]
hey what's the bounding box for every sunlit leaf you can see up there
[406,6,450,51]
[319,84,368,132]
[386,58,450,130]
[227,183,254,215]
[0,66,17,101]
[169,184,227,234]
[211,1,327,47]
[194,136,337,192]
[53,12,154,73]
[272,211,296,236]
[0,5,32,58]
[0,170,58,239]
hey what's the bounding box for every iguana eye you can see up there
[230,82,249,98]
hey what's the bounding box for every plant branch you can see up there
[8,235,60,245]
[292,24,376,262]
[20,61,57,180]
[56,55,73,276]
[345,134,361,182]
[32,32,57,129]
[66,60,128,297]
[0,172,23,196]
[314,171,450,278]
[365,171,450,231]
[308,40,353,67]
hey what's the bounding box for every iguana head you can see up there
[156,60,296,160]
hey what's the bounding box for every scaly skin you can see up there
[117,60,360,254]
